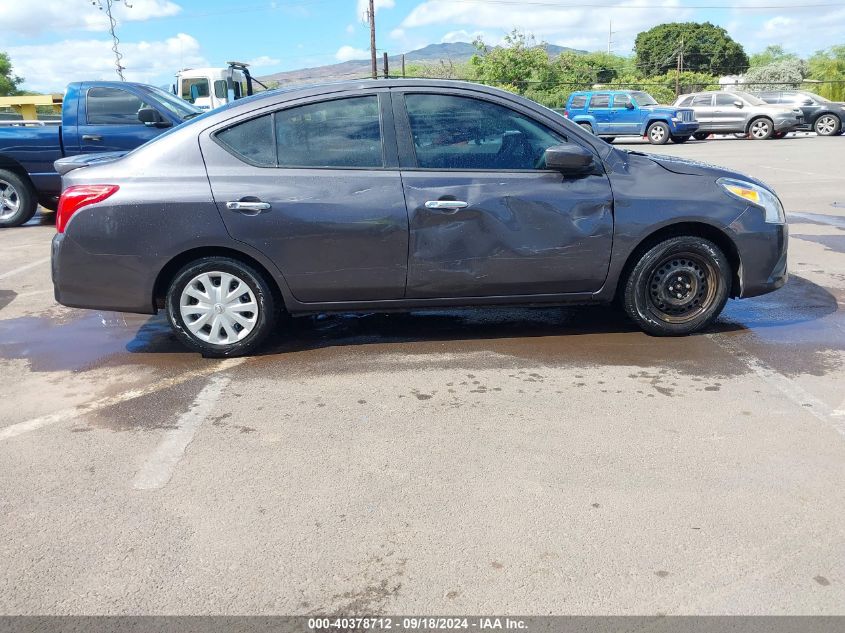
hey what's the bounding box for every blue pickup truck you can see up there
[559,90,699,145]
[0,81,201,227]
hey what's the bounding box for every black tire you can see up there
[693,132,710,141]
[748,118,773,140]
[646,121,670,145]
[166,257,278,357]
[814,114,841,136]
[622,236,731,336]
[578,122,594,134]
[770,131,787,140]
[0,169,38,228]
[670,135,690,144]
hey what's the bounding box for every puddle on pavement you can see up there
[792,234,845,255]
[0,275,840,378]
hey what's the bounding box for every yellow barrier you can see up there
[0,94,63,121]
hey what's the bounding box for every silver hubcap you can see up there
[751,121,770,138]
[650,126,666,142]
[179,271,258,346]
[817,116,837,135]
[0,179,21,221]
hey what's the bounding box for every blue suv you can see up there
[559,90,699,145]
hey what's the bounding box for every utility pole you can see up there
[367,0,377,79]
[607,19,613,55]
[383,52,389,79]
[94,0,132,80]
[675,37,684,97]
[401,54,406,78]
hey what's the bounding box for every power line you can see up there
[93,0,132,81]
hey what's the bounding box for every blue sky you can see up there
[3,0,845,92]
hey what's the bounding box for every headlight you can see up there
[718,178,786,224]
[671,117,681,123]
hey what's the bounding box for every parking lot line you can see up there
[132,374,231,491]
[708,334,845,439]
[0,256,50,281]
[0,358,245,442]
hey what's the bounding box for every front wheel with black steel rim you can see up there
[646,121,670,145]
[814,114,841,136]
[622,236,731,336]
[166,257,277,357]
[748,118,773,140]
[0,169,37,228]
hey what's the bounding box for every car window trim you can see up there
[391,89,593,174]
[210,92,394,171]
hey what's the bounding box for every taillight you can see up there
[564,110,569,118]
[56,185,119,233]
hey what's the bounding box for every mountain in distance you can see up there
[258,41,586,87]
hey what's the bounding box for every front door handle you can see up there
[226,200,271,214]
[82,134,102,142]
[425,200,468,212]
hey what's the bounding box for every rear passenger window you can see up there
[691,95,713,107]
[589,94,610,108]
[570,95,587,109]
[216,114,276,167]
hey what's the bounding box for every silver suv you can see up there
[674,91,803,140]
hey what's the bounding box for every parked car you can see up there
[754,90,844,136]
[0,81,201,227]
[52,79,787,356]
[674,91,802,140]
[559,90,699,145]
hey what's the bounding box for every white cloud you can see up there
[440,29,487,44]
[245,56,281,70]
[335,45,370,62]
[346,23,356,34]
[390,28,406,40]
[0,0,182,37]
[356,0,395,23]
[398,0,693,54]
[8,33,206,92]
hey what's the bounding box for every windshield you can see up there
[802,91,830,103]
[732,91,767,106]
[143,85,203,119]
[631,91,658,106]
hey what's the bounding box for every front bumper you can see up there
[729,208,789,298]
[668,121,700,135]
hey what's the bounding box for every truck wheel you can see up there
[622,236,730,336]
[670,135,690,144]
[646,122,670,145]
[814,114,841,136]
[693,132,710,141]
[748,118,773,140]
[166,257,278,357]
[0,169,38,228]
[578,123,594,134]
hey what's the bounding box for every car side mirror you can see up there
[734,101,744,109]
[625,102,635,110]
[544,143,595,174]
[138,108,170,128]
[802,99,814,106]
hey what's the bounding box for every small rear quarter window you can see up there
[216,114,275,167]
[570,95,587,109]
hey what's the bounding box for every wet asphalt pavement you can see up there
[1,135,844,615]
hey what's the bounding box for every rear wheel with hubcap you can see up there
[0,169,37,228]
[622,236,731,336]
[578,122,594,134]
[166,257,277,357]
[814,114,841,136]
[748,118,773,140]
[646,121,670,145]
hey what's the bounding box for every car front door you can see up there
[393,91,614,299]
[199,92,409,303]
[77,85,165,153]
[713,93,746,131]
[611,93,639,135]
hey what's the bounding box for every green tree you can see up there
[635,22,749,76]
[0,52,24,96]
[470,30,551,94]
[807,46,845,100]
[743,58,808,91]
[749,45,797,68]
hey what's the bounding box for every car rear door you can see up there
[690,94,717,129]
[392,89,614,299]
[587,93,613,134]
[199,91,410,303]
[76,85,165,153]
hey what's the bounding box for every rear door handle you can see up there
[425,200,468,212]
[226,200,271,214]
[82,134,102,141]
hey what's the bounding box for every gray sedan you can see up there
[52,80,788,356]
[674,91,803,140]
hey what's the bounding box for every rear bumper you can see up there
[773,116,801,132]
[52,232,157,314]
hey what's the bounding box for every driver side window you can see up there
[404,93,565,170]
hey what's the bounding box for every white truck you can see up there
[174,62,268,110]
